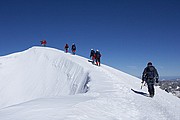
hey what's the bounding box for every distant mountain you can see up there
[160,76,180,81]
[156,80,180,98]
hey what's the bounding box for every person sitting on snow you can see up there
[40,40,47,47]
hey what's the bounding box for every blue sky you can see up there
[0,0,180,78]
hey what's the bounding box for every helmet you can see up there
[91,49,93,50]
[96,49,99,51]
[147,62,152,66]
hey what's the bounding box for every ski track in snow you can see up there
[0,47,179,120]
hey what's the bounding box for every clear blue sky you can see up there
[0,0,180,78]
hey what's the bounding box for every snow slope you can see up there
[0,47,179,120]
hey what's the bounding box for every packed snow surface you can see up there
[0,47,179,120]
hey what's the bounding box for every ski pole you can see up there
[140,82,144,89]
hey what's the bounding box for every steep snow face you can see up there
[0,47,89,108]
[0,47,180,120]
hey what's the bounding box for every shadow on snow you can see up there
[131,89,149,97]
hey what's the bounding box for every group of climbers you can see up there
[40,40,159,97]
[64,43,76,55]
[40,40,76,55]
[64,43,102,66]
[40,40,101,66]
[90,49,101,66]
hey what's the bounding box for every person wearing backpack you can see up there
[95,50,101,66]
[90,49,95,64]
[142,62,159,97]
[71,43,76,55]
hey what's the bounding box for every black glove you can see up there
[156,78,159,83]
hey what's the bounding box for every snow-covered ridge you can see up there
[0,47,179,120]
[0,47,90,108]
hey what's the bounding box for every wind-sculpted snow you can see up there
[0,47,179,120]
[0,47,90,109]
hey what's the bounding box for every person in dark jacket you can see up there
[90,49,95,64]
[95,50,101,66]
[142,62,159,97]
[71,43,76,55]
[64,43,69,53]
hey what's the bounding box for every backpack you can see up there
[96,52,101,58]
[72,45,76,50]
[146,66,155,79]
[91,50,95,56]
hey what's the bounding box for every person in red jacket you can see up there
[95,50,101,66]
[40,40,47,47]
[64,43,69,53]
